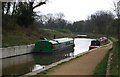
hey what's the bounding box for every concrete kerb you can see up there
[22,41,112,76]
[1,44,35,59]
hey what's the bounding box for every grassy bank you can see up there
[2,26,76,48]
[110,41,120,76]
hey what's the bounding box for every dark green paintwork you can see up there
[34,38,74,53]
[34,40,54,53]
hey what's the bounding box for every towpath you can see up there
[47,44,112,75]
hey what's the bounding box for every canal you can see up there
[1,38,93,76]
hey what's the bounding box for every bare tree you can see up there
[55,13,65,19]
[88,11,114,35]
[15,0,48,26]
[114,1,120,40]
[114,1,120,18]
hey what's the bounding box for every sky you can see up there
[34,0,117,22]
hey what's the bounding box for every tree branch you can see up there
[32,1,46,9]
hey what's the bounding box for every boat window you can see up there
[91,40,100,46]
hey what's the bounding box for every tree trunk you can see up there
[2,2,5,15]
[12,2,16,16]
[6,2,11,15]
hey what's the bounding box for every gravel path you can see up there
[47,44,112,75]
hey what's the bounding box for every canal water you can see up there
[1,38,93,76]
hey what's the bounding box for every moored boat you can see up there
[89,37,109,50]
[34,38,74,53]
[89,40,101,50]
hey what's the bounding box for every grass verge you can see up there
[110,41,120,76]
[94,48,112,76]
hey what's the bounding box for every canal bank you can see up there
[23,40,112,76]
[0,44,34,59]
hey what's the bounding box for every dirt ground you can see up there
[47,44,112,75]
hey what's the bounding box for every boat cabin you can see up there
[89,40,101,50]
[34,38,74,53]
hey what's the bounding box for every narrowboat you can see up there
[99,37,109,45]
[89,37,109,50]
[34,38,74,53]
[89,40,100,50]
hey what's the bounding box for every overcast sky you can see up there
[34,0,117,22]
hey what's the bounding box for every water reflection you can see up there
[32,65,45,72]
[2,54,34,76]
[2,47,74,76]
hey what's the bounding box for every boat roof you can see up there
[39,38,73,44]
[53,38,73,43]
[49,40,58,44]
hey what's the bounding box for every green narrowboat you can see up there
[34,38,74,53]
